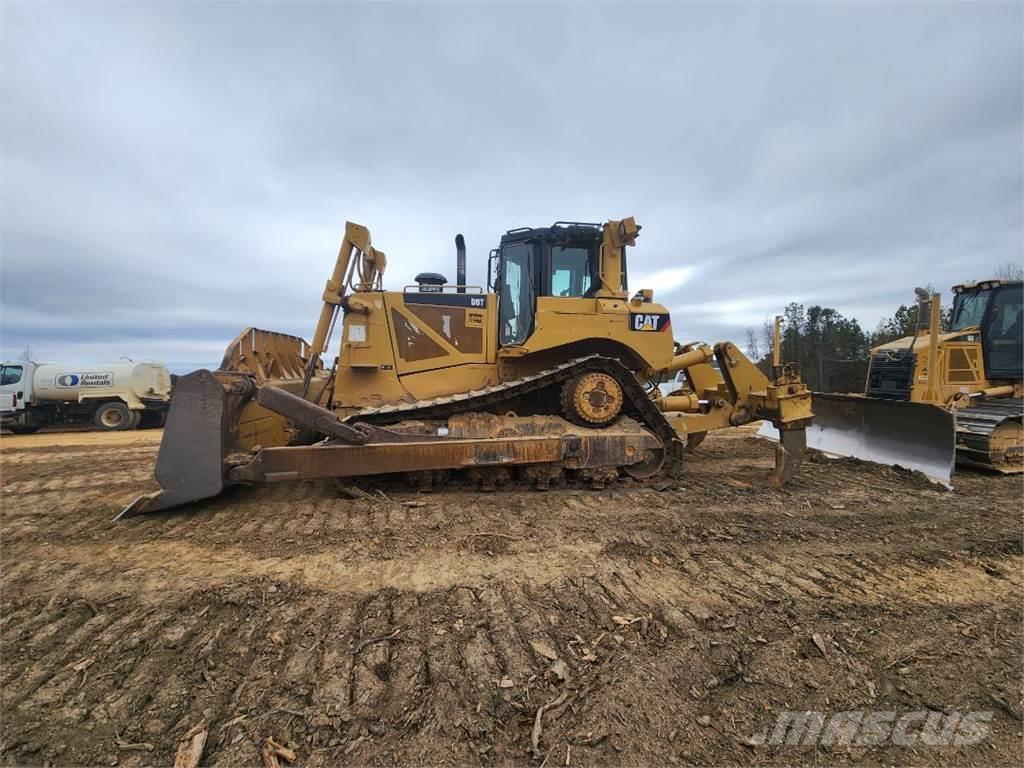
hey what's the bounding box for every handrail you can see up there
[402,284,485,294]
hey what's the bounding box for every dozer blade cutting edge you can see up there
[758,393,956,487]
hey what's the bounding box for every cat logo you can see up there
[629,312,671,332]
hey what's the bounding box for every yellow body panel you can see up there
[872,330,1022,405]
[334,290,500,410]
[400,364,502,401]
[235,401,292,452]
[331,290,678,410]
[518,297,675,370]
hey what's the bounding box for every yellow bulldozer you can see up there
[120,217,813,517]
[765,280,1023,484]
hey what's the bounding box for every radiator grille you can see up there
[865,352,915,400]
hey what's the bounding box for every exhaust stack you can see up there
[455,234,466,293]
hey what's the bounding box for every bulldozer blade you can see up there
[758,393,956,486]
[116,370,233,519]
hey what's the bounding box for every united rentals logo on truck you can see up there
[56,372,115,388]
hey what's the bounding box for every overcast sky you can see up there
[2,1,1022,371]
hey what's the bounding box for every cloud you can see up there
[631,266,700,295]
[1,1,1020,367]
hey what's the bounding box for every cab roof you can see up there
[952,278,1023,293]
[499,221,603,246]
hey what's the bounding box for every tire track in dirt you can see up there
[2,469,155,495]
[7,534,1019,618]
[2,429,1021,767]
[3,559,1021,765]
[0,446,157,467]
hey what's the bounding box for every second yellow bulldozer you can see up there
[764,280,1022,485]
[121,217,813,517]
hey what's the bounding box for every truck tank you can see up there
[31,362,171,403]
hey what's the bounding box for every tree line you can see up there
[744,261,1023,393]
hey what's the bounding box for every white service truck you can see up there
[0,361,171,434]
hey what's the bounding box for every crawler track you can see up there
[345,354,686,480]
[955,397,1023,473]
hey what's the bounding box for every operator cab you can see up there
[491,222,625,346]
[950,280,1023,379]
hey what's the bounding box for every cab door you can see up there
[496,242,536,346]
[0,364,27,411]
[983,284,1024,379]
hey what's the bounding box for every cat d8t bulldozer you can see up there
[120,217,812,517]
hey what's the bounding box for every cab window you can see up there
[498,244,535,345]
[950,289,988,331]
[989,287,1023,338]
[0,365,23,386]
[550,245,594,297]
[986,285,1023,376]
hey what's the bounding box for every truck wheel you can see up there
[126,410,142,429]
[94,402,132,431]
[9,426,40,435]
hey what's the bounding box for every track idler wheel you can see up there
[561,372,624,426]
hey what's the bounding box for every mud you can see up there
[1,427,1021,766]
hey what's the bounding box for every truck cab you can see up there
[0,361,46,434]
[0,361,32,416]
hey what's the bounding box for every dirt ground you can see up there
[1,426,1021,767]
